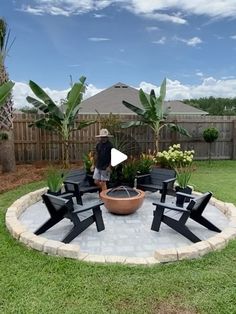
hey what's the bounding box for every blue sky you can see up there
[2,0,236,107]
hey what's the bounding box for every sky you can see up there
[2,0,236,108]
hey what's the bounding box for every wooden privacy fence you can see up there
[12,113,236,163]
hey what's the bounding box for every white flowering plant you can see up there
[156,144,195,188]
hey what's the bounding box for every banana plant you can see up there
[122,78,190,152]
[27,76,96,167]
[0,81,14,106]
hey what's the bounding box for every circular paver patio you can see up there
[6,188,236,264]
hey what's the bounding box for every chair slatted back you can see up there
[42,193,73,216]
[151,168,176,186]
[187,192,212,213]
[65,169,87,183]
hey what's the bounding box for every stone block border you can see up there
[5,188,236,265]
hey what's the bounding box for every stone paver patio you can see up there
[6,188,236,264]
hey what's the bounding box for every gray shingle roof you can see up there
[79,82,208,115]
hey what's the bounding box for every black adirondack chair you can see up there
[35,193,105,243]
[151,191,221,243]
[135,167,176,203]
[63,169,99,205]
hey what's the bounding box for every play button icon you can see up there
[111,148,127,167]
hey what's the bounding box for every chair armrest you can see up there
[73,201,104,214]
[135,173,151,179]
[60,193,74,200]
[163,177,176,184]
[63,179,81,186]
[176,192,195,199]
[152,201,189,213]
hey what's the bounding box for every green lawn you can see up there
[0,161,236,314]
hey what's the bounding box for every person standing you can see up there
[93,129,113,191]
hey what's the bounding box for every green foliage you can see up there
[112,152,155,185]
[0,81,14,106]
[1,162,236,313]
[82,151,94,174]
[122,78,190,152]
[99,112,122,134]
[203,127,219,143]
[0,131,8,140]
[136,152,155,174]
[27,76,96,167]
[19,106,38,114]
[121,159,138,184]
[99,112,140,156]
[183,97,236,115]
[45,167,65,193]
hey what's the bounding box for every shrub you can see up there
[156,144,195,188]
[203,128,219,143]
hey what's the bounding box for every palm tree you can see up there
[0,18,16,172]
[27,76,96,168]
[122,78,190,152]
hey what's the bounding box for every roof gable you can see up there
[80,82,208,115]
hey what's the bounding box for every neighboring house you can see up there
[79,82,208,115]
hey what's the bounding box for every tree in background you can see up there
[0,18,16,172]
[122,78,190,152]
[27,76,96,168]
[184,97,236,115]
[203,127,219,163]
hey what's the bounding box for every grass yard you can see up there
[0,161,236,313]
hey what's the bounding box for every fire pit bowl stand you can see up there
[100,186,145,215]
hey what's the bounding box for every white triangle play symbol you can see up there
[111,148,127,167]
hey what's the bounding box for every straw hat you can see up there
[95,128,113,137]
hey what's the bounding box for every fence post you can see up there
[232,119,236,160]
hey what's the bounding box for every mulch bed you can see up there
[0,162,83,194]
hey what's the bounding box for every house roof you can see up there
[79,82,208,115]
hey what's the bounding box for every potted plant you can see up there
[156,144,195,200]
[46,167,65,195]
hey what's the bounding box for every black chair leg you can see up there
[163,216,201,243]
[151,206,164,231]
[35,216,63,235]
[93,207,105,232]
[62,225,82,243]
[191,215,221,232]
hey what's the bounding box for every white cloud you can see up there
[230,35,236,40]
[122,1,236,20]
[12,77,236,109]
[19,0,113,16]
[141,12,187,24]
[18,0,236,22]
[88,37,110,41]
[152,36,166,44]
[138,77,236,100]
[146,26,159,31]
[93,13,106,18]
[186,37,202,46]
[196,72,204,77]
[174,36,202,46]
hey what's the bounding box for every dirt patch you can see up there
[0,162,83,194]
[0,164,47,193]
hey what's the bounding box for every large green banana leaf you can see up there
[122,100,144,116]
[0,81,14,106]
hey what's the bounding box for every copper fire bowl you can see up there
[100,188,145,215]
